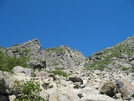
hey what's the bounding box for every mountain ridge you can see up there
[84,36,134,72]
[0,36,134,101]
[0,36,134,72]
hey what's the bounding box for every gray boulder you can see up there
[0,71,17,94]
[49,86,79,101]
[78,87,99,98]
[80,94,117,101]
[116,78,134,100]
[99,81,116,97]
[12,66,33,76]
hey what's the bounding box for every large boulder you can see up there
[80,94,117,101]
[12,66,33,76]
[99,81,116,97]
[49,86,79,101]
[0,71,17,94]
[116,78,134,100]
[78,87,99,98]
[68,76,83,84]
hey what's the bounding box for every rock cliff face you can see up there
[41,45,86,69]
[0,39,46,69]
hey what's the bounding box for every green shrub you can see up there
[48,69,70,78]
[84,65,94,71]
[132,66,134,72]
[13,80,45,101]
[121,67,129,71]
[24,49,31,54]
[0,52,29,72]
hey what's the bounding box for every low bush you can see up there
[13,80,45,101]
[48,69,70,78]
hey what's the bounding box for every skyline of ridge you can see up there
[0,0,134,57]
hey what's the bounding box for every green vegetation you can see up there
[132,66,134,72]
[0,51,29,72]
[84,43,134,71]
[48,69,70,78]
[15,48,20,53]
[53,63,59,66]
[121,67,130,71]
[24,49,31,54]
[13,80,45,101]
[84,59,109,71]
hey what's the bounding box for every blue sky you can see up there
[0,0,134,57]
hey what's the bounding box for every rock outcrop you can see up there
[8,39,46,69]
[0,39,86,70]
[84,36,134,72]
[0,39,46,69]
[41,45,86,69]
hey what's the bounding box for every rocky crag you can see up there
[42,45,85,70]
[85,36,134,72]
[0,36,134,101]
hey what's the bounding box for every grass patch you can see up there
[0,51,29,72]
[132,66,134,72]
[84,59,109,71]
[24,49,31,54]
[48,69,70,78]
[53,63,59,66]
[121,67,130,71]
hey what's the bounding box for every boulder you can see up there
[35,71,50,77]
[78,87,99,98]
[0,71,17,94]
[68,76,83,84]
[12,66,33,76]
[80,94,117,101]
[0,95,8,101]
[28,60,46,69]
[49,86,79,101]
[99,81,116,97]
[9,95,16,101]
[116,78,134,100]
[40,90,50,101]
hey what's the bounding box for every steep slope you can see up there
[41,45,86,69]
[84,36,134,72]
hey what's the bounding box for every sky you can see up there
[0,0,134,57]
